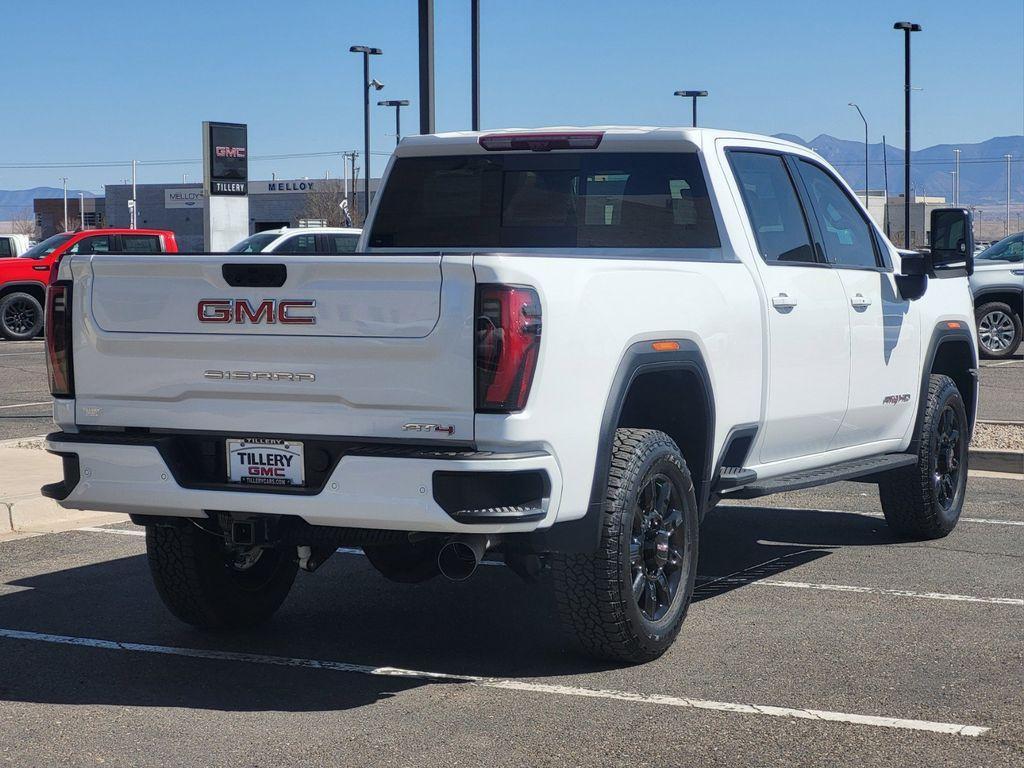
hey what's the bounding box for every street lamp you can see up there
[674,90,708,128]
[893,21,922,249]
[350,45,383,222]
[378,99,410,146]
[848,103,869,208]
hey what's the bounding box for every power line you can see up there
[0,149,393,170]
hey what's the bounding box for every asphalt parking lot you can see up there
[0,478,1021,767]
[0,338,1021,767]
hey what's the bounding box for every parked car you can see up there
[0,234,31,258]
[43,127,977,663]
[969,232,1023,358]
[228,227,362,255]
[0,228,178,340]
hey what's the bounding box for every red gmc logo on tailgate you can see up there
[198,299,316,324]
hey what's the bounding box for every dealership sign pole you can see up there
[202,121,249,252]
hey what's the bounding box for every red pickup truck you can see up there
[0,228,178,340]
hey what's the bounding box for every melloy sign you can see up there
[165,189,205,209]
[249,180,320,194]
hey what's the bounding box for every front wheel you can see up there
[0,292,44,341]
[146,523,298,628]
[551,428,699,663]
[975,302,1022,359]
[879,374,968,539]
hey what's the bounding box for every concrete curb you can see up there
[0,444,124,539]
[969,449,1024,475]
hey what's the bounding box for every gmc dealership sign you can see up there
[203,121,248,196]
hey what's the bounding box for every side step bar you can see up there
[721,453,918,500]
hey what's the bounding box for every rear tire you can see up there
[975,302,1022,359]
[551,428,699,663]
[879,374,968,539]
[0,292,43,340]
[146,523,298,628]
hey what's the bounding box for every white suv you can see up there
[970,232,1023,358]
[229,227,362,255]
[44,127,978,663]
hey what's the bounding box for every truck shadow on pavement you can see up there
[0,506,900,713]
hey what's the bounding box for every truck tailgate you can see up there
[69,253,476,441]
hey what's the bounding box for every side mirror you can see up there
[929,208,974,277]
[895,250,928,301]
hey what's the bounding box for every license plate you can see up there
[226,438,305,487]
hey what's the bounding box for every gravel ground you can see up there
[972,422,1024,451]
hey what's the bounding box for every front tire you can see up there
[552,428,699,663]
[146,523,298,628]
[879,374,968,539]
[975,302,1022,359]
[0,292,44,341]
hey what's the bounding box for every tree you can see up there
[10,209,38,238]
[295,180,350,227]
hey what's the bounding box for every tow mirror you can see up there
[896,250,928,301]
[929,208,974,277]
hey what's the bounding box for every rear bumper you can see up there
[44,432,562,535]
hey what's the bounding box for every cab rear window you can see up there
[368,153,720,249]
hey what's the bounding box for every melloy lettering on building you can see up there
[165,189,206,209]
[249,180,321,195]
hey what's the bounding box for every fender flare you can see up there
[913,322,978,447]
[538,338,715,554]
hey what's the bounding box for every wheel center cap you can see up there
[652,532,670,567]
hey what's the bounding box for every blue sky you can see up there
[3,0,1022,193]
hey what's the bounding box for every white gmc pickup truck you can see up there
[44,127,979,662]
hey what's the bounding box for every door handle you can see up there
[850,293,872,309]
[771,293,798,310]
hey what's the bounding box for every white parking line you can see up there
[0,352,43,357]
[0,401,50,410]
[0,626,988,737]
[77,526,1020,606]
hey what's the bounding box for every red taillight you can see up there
[478,131,604,152]
[475,285,541,412]
[45,282,74,397]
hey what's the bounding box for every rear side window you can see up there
[330,234,359,253]
[0,239,11,257]
[729,152,816,264]
[369,152,720,249]
[121,235,161,253]
[796,160,879,268]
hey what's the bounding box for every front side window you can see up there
[797,160,879,268]
[976,233,1023,263]
[729,151,816,264]
[121,235,160,253]
[228,233,278,253]
[66,235,112,255]
[275,234,318,254]
[369,152,720,249]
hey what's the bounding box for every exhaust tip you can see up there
[437,540,482,581]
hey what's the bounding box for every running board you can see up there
[723,453,918,499]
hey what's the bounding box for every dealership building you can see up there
[103,178,380,251]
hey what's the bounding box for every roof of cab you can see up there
[395,126,813,156]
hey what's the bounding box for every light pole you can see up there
[471,0,480,131]
[953,148,960,205]
[674,90,708,127]
[893,21,921,249]
[949,171,956,204]
[59,177,69,231]
[1006,154,1013,236]
[848,103,869,207]
[378,99,410,146]
[79,192,85,229]
[350,45,383,222]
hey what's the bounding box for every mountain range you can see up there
[775,134,1023,205]
[0,186,97,220]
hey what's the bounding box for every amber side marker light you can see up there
[946,321,962,330]
[651,340,680,352]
